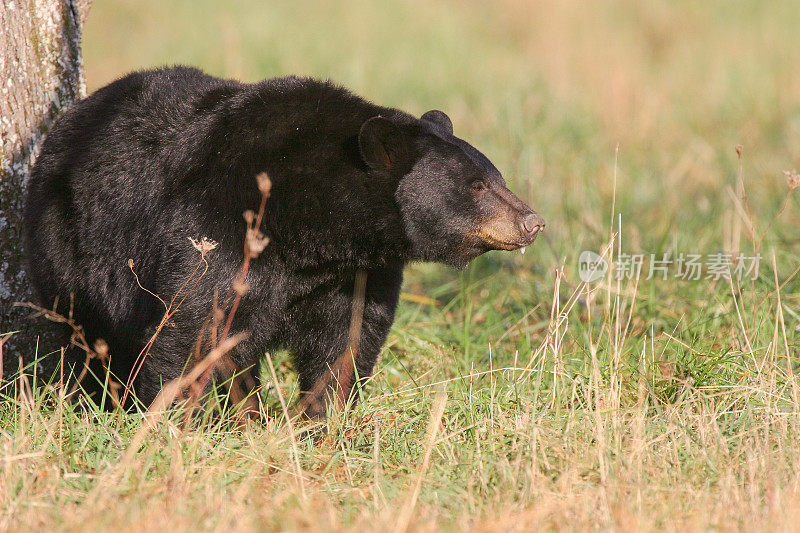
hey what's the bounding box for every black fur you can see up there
[24,66,543,414]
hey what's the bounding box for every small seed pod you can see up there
[94,339,109,359]
[233,280,250,296]
[256,172,272,196]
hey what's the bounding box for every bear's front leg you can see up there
[286,266,402,419]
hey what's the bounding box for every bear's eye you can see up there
[471,181,488,193]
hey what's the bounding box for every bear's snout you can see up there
[520,212,545,242]
[471,186,544,253]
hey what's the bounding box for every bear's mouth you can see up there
[472,228,541,252]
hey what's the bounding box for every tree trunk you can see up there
[0,0,92,372]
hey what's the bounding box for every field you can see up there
[4,0,800,530]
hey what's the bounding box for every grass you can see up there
[4,0,800,530]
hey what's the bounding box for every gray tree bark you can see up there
[1,0,92,369]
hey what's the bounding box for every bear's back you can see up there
[24,68,246,329]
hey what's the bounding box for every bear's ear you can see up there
[358,116,409,173]
[421,109,453,136]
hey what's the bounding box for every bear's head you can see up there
[359,110,545,268]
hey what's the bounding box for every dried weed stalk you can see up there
[122,236,218,406]
[185,172,272,420]
[14,300,115,403]
[298,268,368,417]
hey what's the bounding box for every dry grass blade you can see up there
[265,350,307,499]
[393,387,448,533]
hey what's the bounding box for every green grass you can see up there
[4,0,800,530]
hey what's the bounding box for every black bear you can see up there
[24,66,544,417]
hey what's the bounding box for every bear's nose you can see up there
[521,212,545,237]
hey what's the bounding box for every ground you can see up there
[2,1,800,530]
